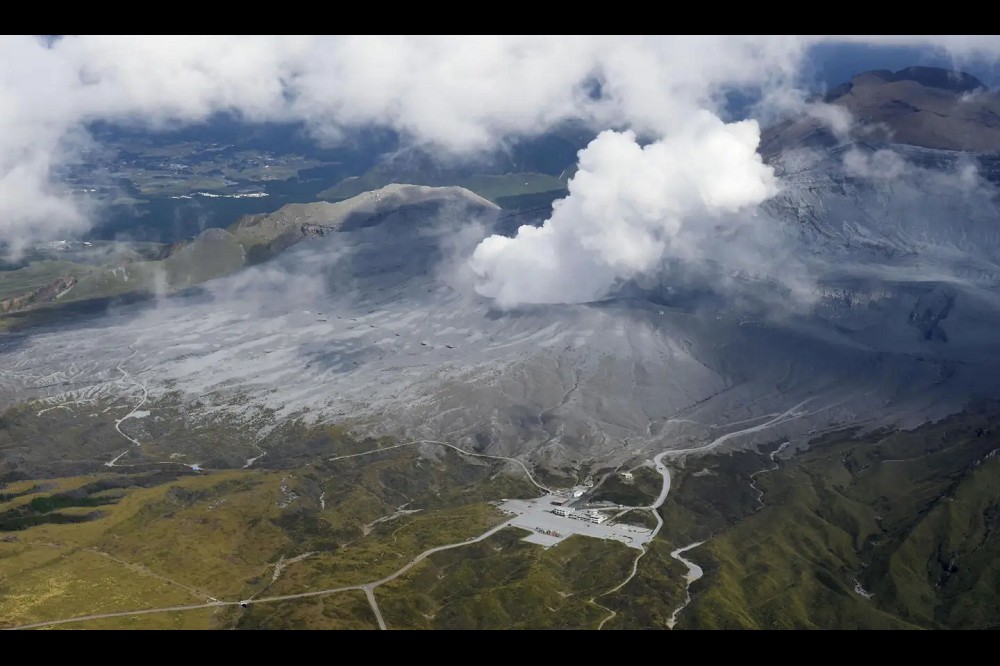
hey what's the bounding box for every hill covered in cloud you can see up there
[761,65,1000,155]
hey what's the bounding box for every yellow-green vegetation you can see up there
[43,607,224,630]
[6,387,998,629]
[0,261,86,301]
[590,466,663,507]
[0,540,202,628]
[231,590,378,630]
[0,471,290,603]
[69,230,245,296]
[662,406,1000,629]
[614,509,659,530]
[597,540,690,629]
[86,472,295,600]
[70,263,157,298]
[261,503,506,596]
[376,531,636,629]
[0,426,543,630]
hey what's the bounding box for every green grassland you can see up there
[0,540,203,628]
[0,262,88,302]
[131,174,231,197]
[3,388,999,629]
[0,230,246,332]
[597,540,690,629]
[0,398,668,630]
[0,412,564,630]
[231,590,378,630]
[113,148,330,197]
[494,189,569,213]
[0,462,501,628]
[45,607,225,630]
[659,405,1000,629]
[377,530,635,629]
[614,509,659,530]
[590,466,663,507]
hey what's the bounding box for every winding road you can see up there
[6,397,827,631]
[591,397,826,629]
[7,439,534,632]
[106,344,148,468]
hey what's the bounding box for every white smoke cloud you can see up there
[843,147,909,180]
[464,35,1000,308]
[843,145,988,195]
[469,113,779,308]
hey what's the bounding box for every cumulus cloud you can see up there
[0,34,809,255]
[2,34,999,266]
[464,35,1000,308]
[469,113,779,307]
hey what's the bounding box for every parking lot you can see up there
[498,494,654,550]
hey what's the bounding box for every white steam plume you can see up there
[469,113,779,308]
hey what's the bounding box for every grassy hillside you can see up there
[4,382,999,629]
[0,231,245,332]
[0,262,89,302]
[377,531,635,629]
[659,406,1000,629]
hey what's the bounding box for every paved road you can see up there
[5,518,516,631]
[656,399,822,626]
[7,439,534,631]
[6,401,822,631]
[364,588,386,630]
[5,601,232,630]
[594,398,825,629]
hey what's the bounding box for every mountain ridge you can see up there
[762,65,1000,155]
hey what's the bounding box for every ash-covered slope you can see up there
[5,133,1000,477]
